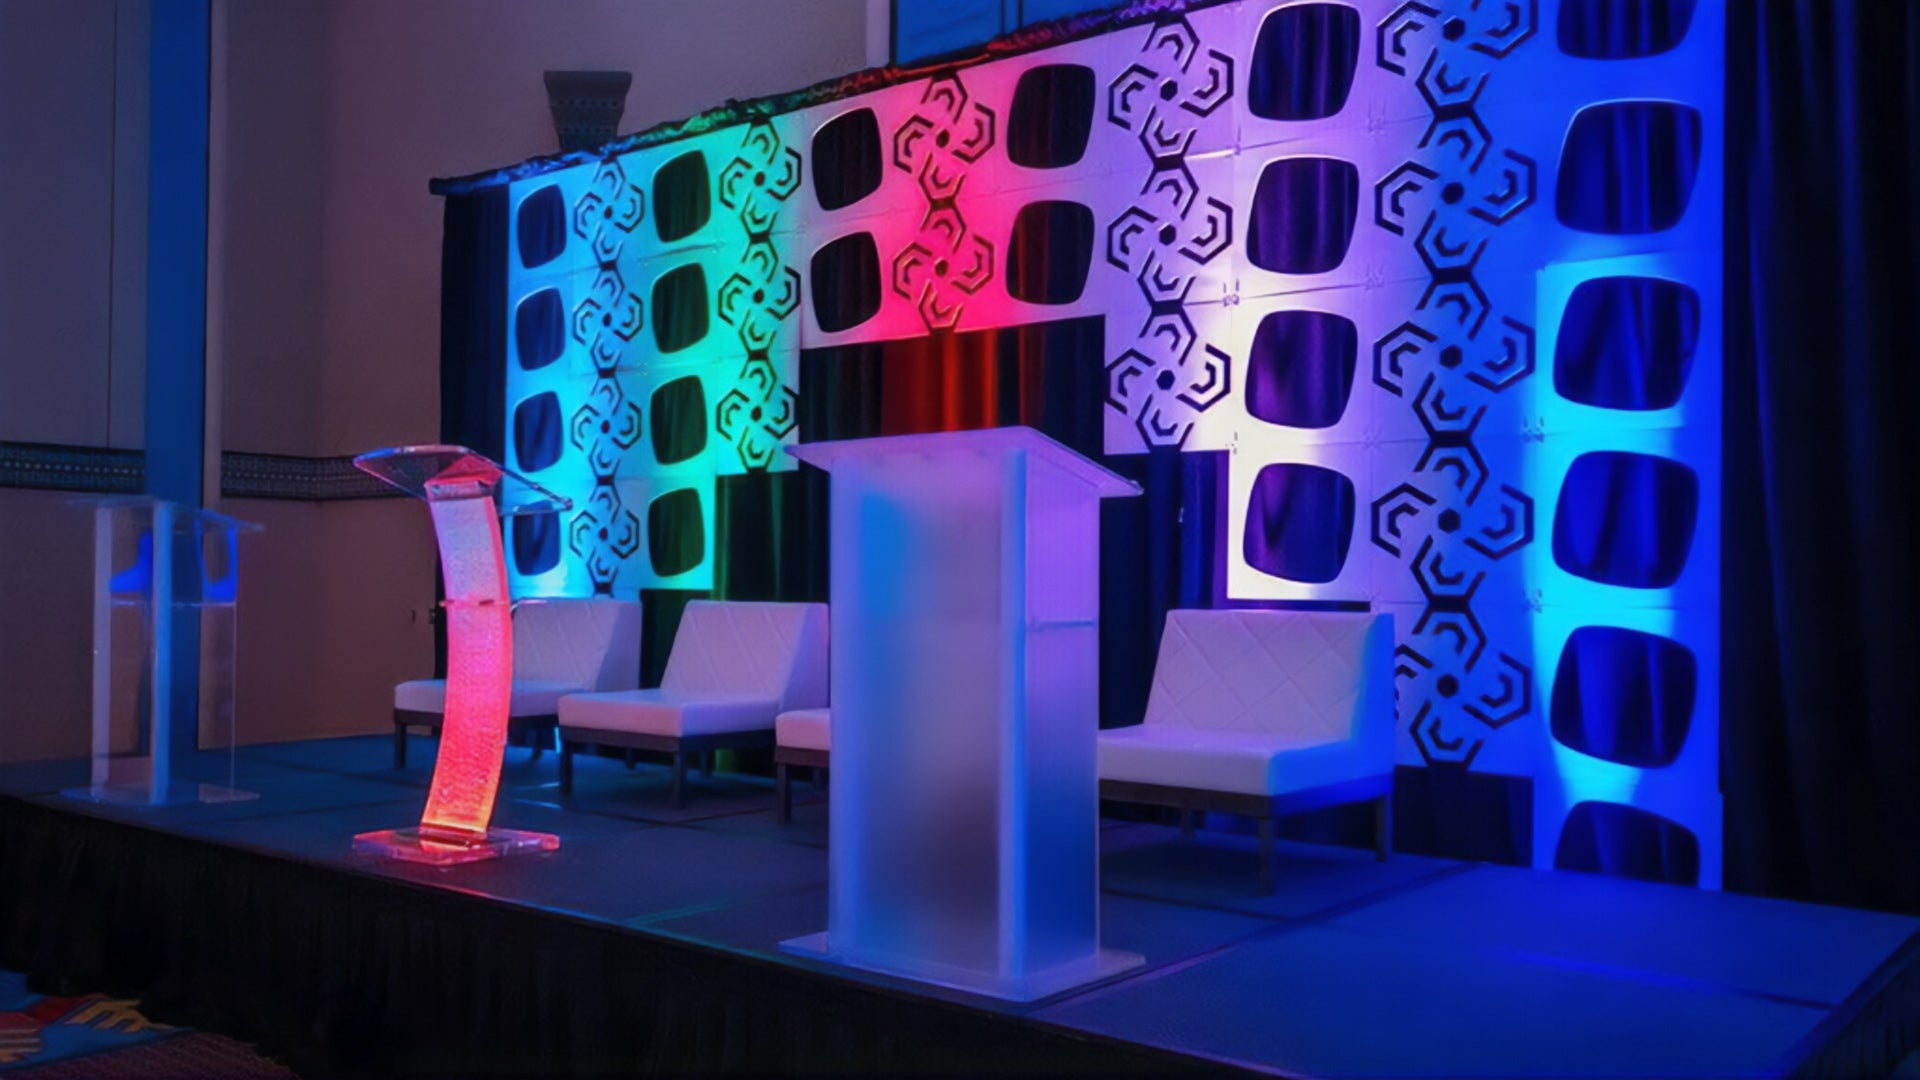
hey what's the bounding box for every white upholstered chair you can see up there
[1097,608,1396,891]
[773,708,830,822]
[392,597,642,768]
[557,600,829,807]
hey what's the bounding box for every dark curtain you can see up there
[796,317,1218,729]
[1723,0,1920,911]
[435,188,510,675]
[441,188,509,457]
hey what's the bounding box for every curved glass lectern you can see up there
[350,445,572,865]
[63,497,263,807]
[780,427,1145,1001]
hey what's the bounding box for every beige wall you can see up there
[1,0,872,758]
[0,1,146,763]
[209,0,872,743]
[0,0,121,448]
[0,492,99,763]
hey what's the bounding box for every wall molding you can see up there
[219,451,402,501]
[0,443,401,501]
[0,442,145,494]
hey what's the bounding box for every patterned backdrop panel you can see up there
[498,0,1722,885]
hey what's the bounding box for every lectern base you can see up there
[62,781,258,808]
[779,932,1143,1003]
[352,826,559,865]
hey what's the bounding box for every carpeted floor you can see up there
[0,970,295,1078]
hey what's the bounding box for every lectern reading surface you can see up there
[62,497,262,808]
[351,444,572,865]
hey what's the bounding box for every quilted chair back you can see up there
[1143,609,1394,747]
[661,601,830,711]
[511,598,642,691]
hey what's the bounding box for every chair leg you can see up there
[529,726,545,761]
[559,740,574,794]
[1374,794,1392,862]
[777,762,792,824]
[1180,808,1197,838]
[393,723,407,769]
[1257,816,1276,895]
[671,751,688,809]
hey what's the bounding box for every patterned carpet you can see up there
[0,970,295,1078]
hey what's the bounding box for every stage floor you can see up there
[3,736,1916,1076]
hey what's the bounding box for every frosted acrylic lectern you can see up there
[780,426,1144,1001]
[351,445,572,865]
[63,497,262,807]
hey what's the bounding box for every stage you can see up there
[1,738,1915,1078]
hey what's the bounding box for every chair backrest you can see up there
[661,601,829,710]
[1142,609,1394,746]
[512,598,642,691]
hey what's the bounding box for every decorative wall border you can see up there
[0,444,402,501]
[219,452,403,501]
[0,442,144,495]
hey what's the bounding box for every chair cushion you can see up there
[775,708,831,752]
[558,688,780,738]
[1098,724,1367,797]
[394,678,579,717]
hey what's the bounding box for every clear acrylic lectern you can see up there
[63,497,262,807]
[780,426,1144,1001]
[351,445,572,865]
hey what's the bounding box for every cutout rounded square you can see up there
[810,232,882,333]
[1554,276,1699,410]
[1554,801,1700,886]
[1243,462,1356,583]
[1248,157,1359,274]
[513,391,563,472]
[512,511,560,576]
[647,488,705,577]
[1007,65,1095,168]
[651,264,709,354]
[1552,451,1698,589]
[812,108,883,212]
[515,287,566,371]
[1249,3,1360,121]
[1557,102,1702,234]
[653,150,711,244]
[1550,626,1696,767]
[1246,309,1358,428]
[651,375,708,465]
[1558,0,1696,58]
[517,184,566,269]
[1006,201,1094,304]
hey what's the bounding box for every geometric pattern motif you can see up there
[1103,16,1234,448]
[486,0,1722,883]
[566,160,649,593]
[716,121,804,471]
[891,73,998,333]
[1370,1,1539,769]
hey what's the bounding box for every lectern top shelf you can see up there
[354,444,573,515]
[785,425,1141,498]
[68,495,264,534]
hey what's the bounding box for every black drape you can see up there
[1723,0,1920,911]
[795,317,1219,731]
[434,187,510,675]
[440,188,509,457]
